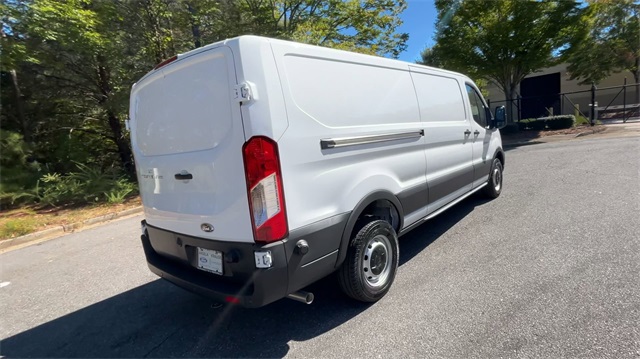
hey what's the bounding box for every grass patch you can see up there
[574,115,602,126]
[0,196,141,240]
[0,218,39,238]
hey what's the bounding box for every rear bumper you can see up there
[141,214,348,308]
[141,231,287,307]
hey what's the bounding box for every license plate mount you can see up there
[197,247,223,275]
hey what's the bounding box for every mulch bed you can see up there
[502,125,606,142]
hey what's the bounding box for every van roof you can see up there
[134,35,471,86]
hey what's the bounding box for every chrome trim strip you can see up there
[320,130,424,150]
[301,249,339,268]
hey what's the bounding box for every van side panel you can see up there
[409,67,474,214]
[271,43,428,231]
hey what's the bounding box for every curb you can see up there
[575,127,607,138]
[503,140,544,149]
[0,207,143,251]
[504,126,611,147]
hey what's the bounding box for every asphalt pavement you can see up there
[1,135,639,358]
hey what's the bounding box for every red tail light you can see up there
[242,136,288,243]
[153,55,177,70]
[225,296,240,304]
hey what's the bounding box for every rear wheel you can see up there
[338,220,399,302]
[483,157,503,198]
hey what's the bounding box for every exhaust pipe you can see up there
[287,291,314,304]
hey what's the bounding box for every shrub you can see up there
[37,173,83,206]
[539,115,575,130]
[0,131,40,195]
[500,123,520,135]
[105,179,137,204]
[2,162,138,208]
[574,115,590,126]
[517,119,540,131]
[574,115,601,126]
[527,119,546,131]
[517,120,527,131]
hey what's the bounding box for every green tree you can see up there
[423,0,580,122]
[0,131,40,196]
[0,1,135,176]
[418,46,442,67]
[1,0,39,144]
[565,0,640,104]
[238,0,408,58]
[1,0,409,207]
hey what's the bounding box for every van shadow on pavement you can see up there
[1,196,488,358]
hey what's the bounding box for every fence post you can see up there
[518,95,522,122]
[590,82,596,126]
[623,77,627,123]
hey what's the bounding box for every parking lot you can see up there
[1,135,639,358]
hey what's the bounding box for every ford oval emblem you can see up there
[201,223,214,232]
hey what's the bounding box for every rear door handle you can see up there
[464,130,471,136]
[474,130,480,136]
[174,173,193,180]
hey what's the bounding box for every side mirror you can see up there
[493,106,506,129]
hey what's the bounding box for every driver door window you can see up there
[465,84,488,128]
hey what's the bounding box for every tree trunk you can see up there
[95,57,134,177]
[187,3,202,49]
[107,110,135,177]
[504,83,518,123]
[10,69,30,142]
[634,62,640,107]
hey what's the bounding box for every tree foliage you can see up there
[564,1,639,91]
[0,0,407,208]
[421,0,581,121]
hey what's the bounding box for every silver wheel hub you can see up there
[362,234,392,288]
[493,166,502,191]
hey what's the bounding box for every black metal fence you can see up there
[488,79,640,124]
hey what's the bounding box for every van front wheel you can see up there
[483,157,503,198]
[338,220,399,303]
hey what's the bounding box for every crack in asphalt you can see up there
[142,327,180,358]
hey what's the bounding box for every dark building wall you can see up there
[520,73,561,119]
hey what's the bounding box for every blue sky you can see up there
[397,0,438,63]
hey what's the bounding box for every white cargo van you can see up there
[129,35,506,308]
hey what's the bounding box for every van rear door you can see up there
[130,46,253,242]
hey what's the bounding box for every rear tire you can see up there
[338,220,399,302]
[483,157,503,199]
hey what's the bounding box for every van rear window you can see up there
[133,51,233,156]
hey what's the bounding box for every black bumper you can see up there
[140,214,348,308]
